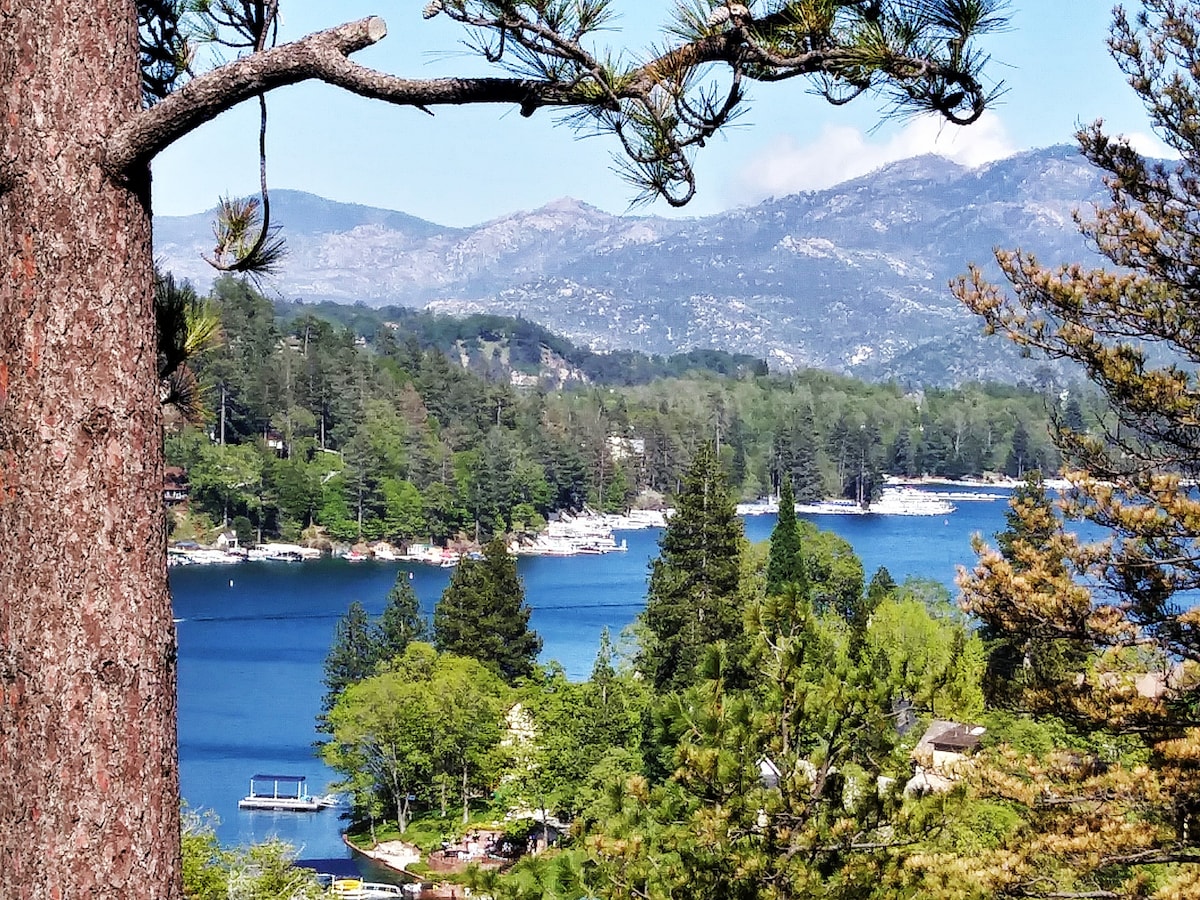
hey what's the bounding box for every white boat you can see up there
[396,543,460,566]
[511,517,631,557]
[167,546,243,566]
[868,488,956,516]
[253,542,322,562]
[795,499,865,515]
[736,499,780,516]
[790,488,955,517]
[608,509,669,529]
[927,490,1009,503]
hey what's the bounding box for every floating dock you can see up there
[238,774,336,811]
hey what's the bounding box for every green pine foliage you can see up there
[640,443,746,692]
[766,475,808,597]
[774,403,825,504]
[376,570,426,658]
[320,579,428,730]
[506,567,986,900]
[994,469,1056,562]
[866,566,898,606]
[433,537,542,683]
[320,600,380,718]
[978,470,1091,709]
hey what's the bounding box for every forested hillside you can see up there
[274,299,768,386]
[167,276,1078,546]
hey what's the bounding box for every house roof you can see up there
[930,726,984,751]
[914,719,985,756]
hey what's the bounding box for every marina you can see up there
[169,486,989,568]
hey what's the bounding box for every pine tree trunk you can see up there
[0,5,181,899]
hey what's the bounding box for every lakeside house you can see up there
[905,719,986,795]
[164,466,189,505]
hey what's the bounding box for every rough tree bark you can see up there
[0,3,177,899]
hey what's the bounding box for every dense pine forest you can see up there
[165,275,1077,547]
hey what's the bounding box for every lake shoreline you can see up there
[174,496,1017,858]
[170,478,1019,567]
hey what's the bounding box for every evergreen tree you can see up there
[771,427,794,496]
[918,417,953,477]
[1062,393,1086,433]
[889,427,919,478]
[789,404,824,503]
[976,470,1090,708]
[994,470,1056,561]
[852,565,900,656]
[550,567,986,900]
[766,476,808,597]
[843,421,885,507]
[434,537,541,683]
[590,626,617,704]
[866,566,898,607]
[1004,418,1031,477]
[320,601,381,718]
[376,572,426,662]
[639,443,745,692]
[727,411,748,490]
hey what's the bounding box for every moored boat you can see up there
[789,488,956,517]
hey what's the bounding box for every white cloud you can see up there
[728,112,1017,203]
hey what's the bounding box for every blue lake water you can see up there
[172,489,1015,864]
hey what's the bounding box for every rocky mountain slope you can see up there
[155,145,1108,385]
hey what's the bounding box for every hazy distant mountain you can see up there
[154,146,1108,385]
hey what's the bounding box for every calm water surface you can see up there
[172,489,1013,864]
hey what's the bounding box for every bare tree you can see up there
[0,2,1005,897]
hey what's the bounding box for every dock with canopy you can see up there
[238,774,333,811]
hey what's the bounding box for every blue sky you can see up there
[152,1,1173,227]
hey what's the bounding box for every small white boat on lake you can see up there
[250,543,323,562]
[787,488,956,517]
[868,488,955,516]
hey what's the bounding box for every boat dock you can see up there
[317,875,409,899]
[238,774,337,812]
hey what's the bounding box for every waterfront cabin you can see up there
[905,720,986,795]
[238,774,324,811]
[163,466,189,505]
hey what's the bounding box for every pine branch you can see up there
[111,5,999,205]
[108,17,390,171]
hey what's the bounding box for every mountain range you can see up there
[154,145,1109,386]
